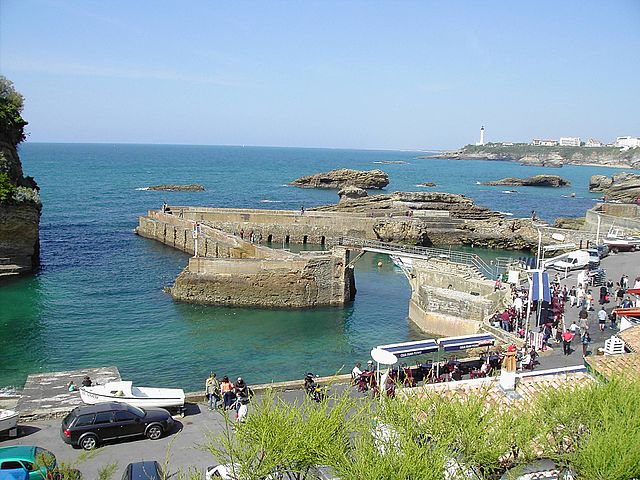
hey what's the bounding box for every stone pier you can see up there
[136,211,355,308]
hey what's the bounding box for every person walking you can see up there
[615,283,625,307]
[576,285,585,309]
[597,306,607,331]
[568,286,576,308]
[581,331,591,357]
[578,309,589,336]
[562,329,574,355]
[205,372,220,410]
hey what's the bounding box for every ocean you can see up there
[0,143,620,392]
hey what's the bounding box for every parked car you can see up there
[0,446,60,480]
[121,461,164,480]
[60,402,175,450]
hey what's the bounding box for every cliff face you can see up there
[0,144,41,277]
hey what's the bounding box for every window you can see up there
[94,412,114,424]
[74,414,95,427]
[1,461,23,469]
[21,461,36,471]
[126,405,145,417]
[114,411,136,422]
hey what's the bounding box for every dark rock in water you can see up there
[147,184,205,191]
[290,169,389,189]
[420,182,437,187]
[482,175,570,187]
[589,174,613,192]
[553,217,585,230]
[338,185,368,203]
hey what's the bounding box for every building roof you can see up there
[584,352,640,381]
[617,326,640,352]
[402,368,592,411]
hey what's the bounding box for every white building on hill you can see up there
[614,136,640,148]
[531,139,558,146]
[585,138,603,147]
[559,137,581,147]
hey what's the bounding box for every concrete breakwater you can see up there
[136,210,355,308]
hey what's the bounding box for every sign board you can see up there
[507,270,519,284]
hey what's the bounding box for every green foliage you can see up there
[0,172,17,202]
[0,76,28,147]
[97,462,118,480]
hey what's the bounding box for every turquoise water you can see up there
[0,144,619,392]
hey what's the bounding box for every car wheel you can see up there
[146,424,163,440]
[80,434,98,450]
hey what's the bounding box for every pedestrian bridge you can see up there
[339,237,517,280]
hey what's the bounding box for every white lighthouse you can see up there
[477,126,485,146]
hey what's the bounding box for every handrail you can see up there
[339,237,515,280]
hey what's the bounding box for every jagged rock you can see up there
[338,186,368,203]
[420,182,437,187]
[589,175,613,192]
[553,217,585,230]
[604,173,640,202]
[518,154,563,168]
[290,169,389,189]
[147,184,205,191]
[482,175,570,187]
[313,191,501,221]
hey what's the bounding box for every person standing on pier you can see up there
[598,306,607,332]
[562,329,574,355]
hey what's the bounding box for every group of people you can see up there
[205,373,252,414]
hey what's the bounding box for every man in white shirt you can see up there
[351,362,363,383]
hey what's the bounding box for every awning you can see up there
[378,339,439,358]
[626,288,640,296]
[614,307,640,317]
[531,269,551,302]
[438,334,495,352]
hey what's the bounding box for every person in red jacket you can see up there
[562,329,574,355]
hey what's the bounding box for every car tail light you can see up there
[63,429,71,438]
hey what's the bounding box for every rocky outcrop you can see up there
[593,173,640,203]
[424,144,640,169]
[290,169,389,189]
[482,175,570,187]
[147,184,205,191]
[0,144,41,277]
[518,154,563,168]
[420,182,437,187]
[313,191,501,221]
[589,175,613,192]
[337,186,368,203]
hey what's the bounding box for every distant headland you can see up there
[422,143,640,169]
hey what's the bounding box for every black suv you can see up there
[60,402,175,450]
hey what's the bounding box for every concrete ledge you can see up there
[184,373,352,403]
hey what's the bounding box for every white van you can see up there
[549,250,590,272]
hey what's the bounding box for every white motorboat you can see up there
[80,381,185,409]
[0,409,19,433]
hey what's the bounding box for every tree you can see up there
[0,75,28,147]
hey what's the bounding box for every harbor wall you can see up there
[136,212,355,308]
[407,258,507,336]
[171,247,355,308]
[584,204,640,233]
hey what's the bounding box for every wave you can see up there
[260,199,282,203]
[135,187,150,191]
[475,181,481,185]
[498,211,514,216]
[502,190,518,194]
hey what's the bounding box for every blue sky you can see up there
[1,0,639,149]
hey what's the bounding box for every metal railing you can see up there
[339,237,514,280]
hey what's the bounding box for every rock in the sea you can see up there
[482,175,570,187]
[589,174,614,192]
[518,154,563,168]
[420,182,437,187]
[147,184,205,191]
[290,169,389,189]
[602,173,640,202]
[338,185,368,203]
